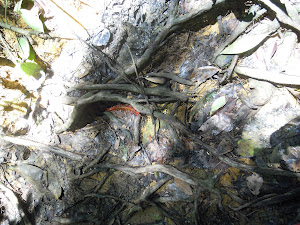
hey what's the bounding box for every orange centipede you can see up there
[106,104,141,116]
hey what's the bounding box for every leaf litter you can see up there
[0,1,299,225]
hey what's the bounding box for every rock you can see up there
[91,27,111,47]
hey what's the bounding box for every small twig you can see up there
[4,0,7,24]
[133,115,141,144]
[83,145,111,172]
[220,188,246,204]
[217,15,225,36]
[250,188,300,208]
[168,0,179,22]
[126,44,157,138]
[193,197,200,225]
[48,0,89,35]
[170,101,180,115]
[0,22,51,39]
[220,55,239,83]
[132,97,178,103]
[72,167,103,180]
[94,171,114,193]
[135,176,172,204]
[229,188,300,211]
[229,193,276,211]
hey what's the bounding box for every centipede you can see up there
[106,104,141,116]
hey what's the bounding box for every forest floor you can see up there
[0,0,299,224]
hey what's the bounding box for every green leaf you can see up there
[17,37,35,61]
[221,33,267,54]
[28,45,36,61]
[237,139,258,156]
[210,96,226,116]
[20,62,42,76]
[14,0,23,13]
[141,117,161,146]
[18,37,30,60]
[20,8,44,32]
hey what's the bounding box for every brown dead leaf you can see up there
[174,178,193,195]
[219,173,233,187]
[217,138,234,155]
[246,173,263,196]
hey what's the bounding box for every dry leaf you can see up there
[246,173,263,195]
[174,178,193,195]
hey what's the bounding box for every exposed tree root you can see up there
[230,187,300,210]
[0,135,83,160]
[51,0,300,223]
[194,138,300,178]
[56,0,227,134]
[69,83,188,101]
[56,92,190,134]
